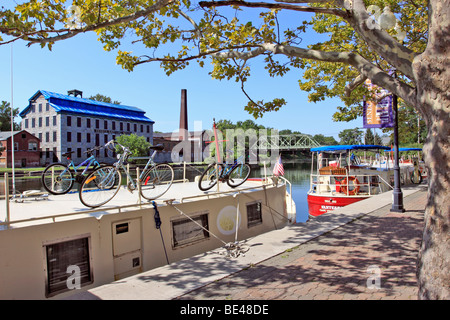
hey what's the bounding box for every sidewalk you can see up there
[177,187,427,300]
[70,185,426,300]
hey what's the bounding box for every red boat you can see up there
[308,193,369,217]
[307,145,393,217]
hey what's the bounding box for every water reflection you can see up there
[271,162,310,223]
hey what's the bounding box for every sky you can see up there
[0,4,363,140]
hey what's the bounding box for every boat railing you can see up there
[1,169,295,228]
[309,172,394,197]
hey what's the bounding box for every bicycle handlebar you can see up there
[104,139,116,150]
[105,139,132,163]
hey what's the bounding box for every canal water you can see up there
[254,162,310,223]
[1,162,311,223]
[285,162,311,223]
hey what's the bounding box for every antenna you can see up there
[10,43,16,197]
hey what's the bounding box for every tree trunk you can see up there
[413,0,450,300]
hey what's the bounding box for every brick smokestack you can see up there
[179,89,188,141]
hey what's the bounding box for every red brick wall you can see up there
[0,131,41,168]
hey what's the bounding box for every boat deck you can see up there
[1,180,267,228]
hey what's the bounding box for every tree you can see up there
[313,134,338,146]
[373,131,382,146]
[0,101,20,131]
[214,119,271,162]
[1,0,448,299]
[116,134,151,157]
[364,128,374,145]
[382,102,427,146]
[339,128,363,145]
[398,104,427,145]
[88,94,121,105]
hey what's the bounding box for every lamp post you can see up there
[366,5,406,212]
[391,82,405,212]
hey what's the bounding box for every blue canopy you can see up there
[399,147,422,152]
[383,147,423,152]
[311,145,391,153]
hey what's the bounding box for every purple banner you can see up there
[363,95,394,128]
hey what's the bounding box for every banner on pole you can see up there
[363,79,394,128]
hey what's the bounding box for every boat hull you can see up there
[307,193,369,217]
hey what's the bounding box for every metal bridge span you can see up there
[252,134,321,151]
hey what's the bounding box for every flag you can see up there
[273,156,284,176]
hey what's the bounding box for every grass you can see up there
[0,167,45,173]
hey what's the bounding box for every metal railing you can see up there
[1,166,295,228]
[309,173,394,197]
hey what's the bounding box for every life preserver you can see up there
[341,176,360,195]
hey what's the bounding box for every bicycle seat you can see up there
[149,144,164,151]
[62,151,75,157]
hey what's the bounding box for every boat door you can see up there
[112,218,142,280]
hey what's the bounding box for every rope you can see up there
[167,200,228,246]
[263,185,278,230]
[219,241,250,258]
[152,201,170,265]
[241,185,290,223]
[166,199,249,259]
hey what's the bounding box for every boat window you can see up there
[44,236,92,297]
[171,212,209,248]
[247,201,262,227]
[115,223,129,234]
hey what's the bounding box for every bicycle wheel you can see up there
[41,163,74,195]
[227,163,251,188]
[79,165,122,208]
[139,164,174,200]
[198,163,223,191]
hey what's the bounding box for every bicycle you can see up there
[78,140,174,208]
[198,155,252,191]
[410,157,423,184]
[41,146,104,195]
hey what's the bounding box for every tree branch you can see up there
[279,44,416,106]
[345,74,367,96]
[348,0,417,80]
[198,0,417,82]
[212,47,266,60]
[273,0,333,3]
[135,44,259,65]
[198,1,348,18]
[16,0,173,46]
[217,42,416,106]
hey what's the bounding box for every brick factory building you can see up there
[0,130,41,168]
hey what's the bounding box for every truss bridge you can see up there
[253,134,321,151]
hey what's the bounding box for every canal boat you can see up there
[307,144,396,217]
[377,147,427,183]
[0,173,295,299]
[399,147,427,182]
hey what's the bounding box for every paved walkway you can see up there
[176,188,427,300]
[70,185,427,300]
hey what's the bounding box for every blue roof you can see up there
[311,145,391,152]
[19,90,154,123]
